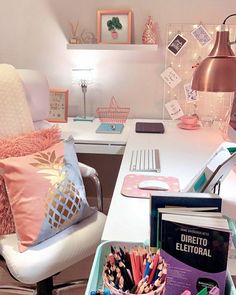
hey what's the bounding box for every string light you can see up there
[164,23,236,121]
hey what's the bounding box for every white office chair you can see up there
[0,69,106,294]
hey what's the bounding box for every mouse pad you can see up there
[121,174,180,198]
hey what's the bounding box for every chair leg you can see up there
[36,277,53,295]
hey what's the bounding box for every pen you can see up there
[152,260,163,283]
[147,253,159,284]
[134,276,147,294]
[110,246,116,254]
[143,256,151,278]
[196,287,208,295]
[209,286,220,295]
[118,261,134,291]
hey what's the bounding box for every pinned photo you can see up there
[161,67,182,88]
[191,25,212,47]
[165,99,184,120]
[184,83,198,102]
[167,34,188,56]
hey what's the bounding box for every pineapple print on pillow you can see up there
[30,149,81,234]
[0,137,95,252]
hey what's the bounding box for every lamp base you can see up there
[73,116,94,122]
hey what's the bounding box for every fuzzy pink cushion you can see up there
[0,126,61,235]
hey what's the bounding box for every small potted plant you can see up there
[107,17,122,39]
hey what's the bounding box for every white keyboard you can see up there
[129,149,161,172]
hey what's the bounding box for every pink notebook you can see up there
[121,174,180,199]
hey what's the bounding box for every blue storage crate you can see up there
[85,240,236,295]
[226,274,236,295]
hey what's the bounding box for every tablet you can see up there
[135,122,165,133]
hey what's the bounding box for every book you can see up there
[160,212,231,295]
[150,192,222,249]
[158,207,223,218]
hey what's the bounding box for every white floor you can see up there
[0,255,94,294]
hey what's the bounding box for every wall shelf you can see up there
[67,44,158,51]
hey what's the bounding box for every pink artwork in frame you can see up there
[97,9,132,44]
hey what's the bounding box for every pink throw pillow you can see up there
[0,138,95,252]
[0,127,61,234]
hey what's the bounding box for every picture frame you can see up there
[48,89,68,123]
[167,33,188,56]
[97,9,132,44]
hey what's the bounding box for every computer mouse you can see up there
[138,180,169,191]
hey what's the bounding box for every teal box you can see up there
[85,240,236,295]
[85,241,143,294]
[226,275,236,295]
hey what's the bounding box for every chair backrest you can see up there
[17,69,49,122]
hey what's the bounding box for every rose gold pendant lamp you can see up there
[192,14,236,92]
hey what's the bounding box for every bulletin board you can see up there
[162,23,236,123]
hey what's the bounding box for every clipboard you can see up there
[185,144,236,194]
[199,152,236,194]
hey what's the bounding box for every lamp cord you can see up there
[223,13,236,24]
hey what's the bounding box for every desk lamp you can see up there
[72,68,94,121]
[191,14,236,140]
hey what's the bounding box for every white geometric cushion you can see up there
[0,211,106,284]
[0,64,34,137]
[17,69,50,122]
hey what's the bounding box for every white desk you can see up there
[60,118,236,276]
[101,120,236,242]
[60,118,236,240]
[59,118,131,155]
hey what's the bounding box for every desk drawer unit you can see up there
[74,143,126,155]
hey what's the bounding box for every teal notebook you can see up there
[96,123,124,134]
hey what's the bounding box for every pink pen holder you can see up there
[104,278,166,295]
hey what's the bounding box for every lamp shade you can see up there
[192,30,236,92]
[72,68,93,85]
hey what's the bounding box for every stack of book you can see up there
[150,192,232,295]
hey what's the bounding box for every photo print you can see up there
[165,99,184,120]
[167,34,188,55]
[161,67,182,88]
[184,83,198,102]
[191,25,212,47]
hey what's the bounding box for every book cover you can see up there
[160,214,230,295]
[150,192,222,249]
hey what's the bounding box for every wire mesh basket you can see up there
[96,96,130,123]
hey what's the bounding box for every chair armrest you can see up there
[79,162,97,178]
[79,162,103,212]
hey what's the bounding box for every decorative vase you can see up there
[111,31,118,39]
[142,16,157,44]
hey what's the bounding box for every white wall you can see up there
[0,0,236,119]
